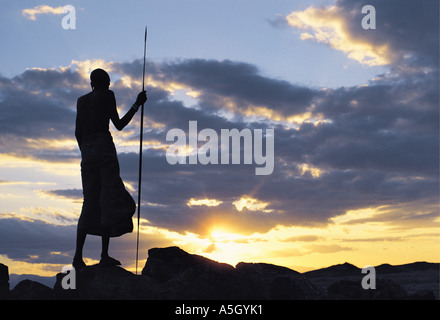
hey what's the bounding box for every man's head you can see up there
[90,68,110,90]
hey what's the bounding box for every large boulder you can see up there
[10,279,53,300]
[327,278,408,300]
[0,263,9,299]
[143,246,240,299]
[53,264,159,300]
[142,246,226,282]
[235,262,321,299]
[142,246,322,299]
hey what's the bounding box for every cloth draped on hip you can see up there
[78,132,135,237]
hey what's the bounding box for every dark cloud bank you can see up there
[0,0,438,266]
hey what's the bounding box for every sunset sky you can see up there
[0,0,439,277]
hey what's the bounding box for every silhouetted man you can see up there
[73,68,147,269]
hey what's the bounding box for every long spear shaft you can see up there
[136,26,147,275]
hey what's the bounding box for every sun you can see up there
[199,227,251,267]
[209,228,243,242]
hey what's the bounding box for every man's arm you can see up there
[110,91,147,131]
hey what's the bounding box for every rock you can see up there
[0,263,9,299]
[53,264,160,300]
[142,246,321,299]
[398,262,439,272]
[327,280,366,299]
[10,279,53,300]
[142,246,225,283]
[304,262,360,278]
[143,246,240,299]
[375,263,406,274]
[373,278,409,300]
[235,262,321,299]
[408,290,436,300]
[3,248,438,300]
[327,278,408,300]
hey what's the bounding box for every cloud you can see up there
[0,216,75,264]
[284,0,439,71]
[22,5,65,21]
[10,58,438,230]
[187,198,223,207]
[42,189,83,201]
[286,4,391,66]
[1,55,438,239]
[304,244,353,254]
[282,235,323,242]
[157,59,317,119]
[232,197,272,213]
[267,14,289,29]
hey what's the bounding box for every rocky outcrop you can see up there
[0,263,9,299]
[305,260,439,300]
[142,246,319,299]
[142,246,232,283]
[2,247,438,300]
[235,262,320,299]
[52,264,159,300]
[10,279,53,300]
[144,246,242,299]
[326,279,408,300]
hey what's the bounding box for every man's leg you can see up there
[98,151,123,267]
[101,229,110,259]
[73,228,87,269]
[100,228,121,266]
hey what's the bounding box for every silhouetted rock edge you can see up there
[1,247,438,300]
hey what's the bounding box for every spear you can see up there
[136,26,147,275]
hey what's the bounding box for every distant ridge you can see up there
[9,274,56,290]
[304,261,440,277]
[304,262,360,278]
[303,261,439,299]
